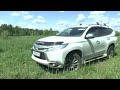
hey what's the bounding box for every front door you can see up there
[83,27,105,60]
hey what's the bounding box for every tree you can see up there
[43,29,49,36]
[38,30,43,35]
[14,26,21,36]
[7,24,14,36]
[0,23,59,36]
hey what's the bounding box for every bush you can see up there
[0,31,10,39]
[115,31,120,36]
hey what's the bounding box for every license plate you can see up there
[33,51,40,57]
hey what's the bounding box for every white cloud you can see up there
[11,11,29,16]
[19,24,37,29]
[54,20,71,31]
[23,15,33,20]
[32,19,46,23]
[55,20,84,31]
[20,11,29,15]
[56,21,69,27]
[37,16,44,19]
[32,16,46,24]
[109,18,120,27]
[59,11,65,13]
[117,13,120,15]
[88,11,108,23]
[71,23,78,26]
[76,14,86,22]
[11,11,34,21]
[90,11,106,15]
[18,22,47,30]
[11,12,21,16]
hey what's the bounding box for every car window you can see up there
[57,27,87,36]
[86,27,99,37]
[105,28,113,35]
[98,27,113,36]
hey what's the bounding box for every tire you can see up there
[107,45,115,59]
[64,52,82,71]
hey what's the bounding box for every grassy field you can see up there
[0,35,120,79]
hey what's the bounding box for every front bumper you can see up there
[31,54,63,68]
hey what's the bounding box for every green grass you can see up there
[0,35,120,79]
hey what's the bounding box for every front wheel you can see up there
[107,46,115,59]
[64,52,82,71]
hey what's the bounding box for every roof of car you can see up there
[70,24,110,28]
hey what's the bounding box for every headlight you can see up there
[31,43,38,50]
[47,43,68,51]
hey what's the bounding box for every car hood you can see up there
[37,36,83,43]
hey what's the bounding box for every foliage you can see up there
[0,24,58,37]
[115,31,120,36]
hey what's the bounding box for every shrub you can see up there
[115,31,120,36]
[0,31,10,39]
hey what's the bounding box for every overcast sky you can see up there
[0,11,120,31]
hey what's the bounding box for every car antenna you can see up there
[96,21,102,27]
[96,22,99,25]
[80,24,82,26]
[104,23,109,28]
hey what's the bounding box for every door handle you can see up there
[96,40,100,44]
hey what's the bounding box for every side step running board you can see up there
[84,55,106,64]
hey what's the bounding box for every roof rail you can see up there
[88,22,109,28]
[79,22,109,28]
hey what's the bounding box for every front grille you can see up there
[38,48,48,50]
[36,41,63,46]
[34,52,46,60]
[36,41,54,46]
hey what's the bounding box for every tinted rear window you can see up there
[100,28,113,36]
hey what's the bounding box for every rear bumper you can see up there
[31,54,63,68]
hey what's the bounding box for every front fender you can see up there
[62,43,83,63]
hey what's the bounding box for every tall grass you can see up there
[0,36,120,79]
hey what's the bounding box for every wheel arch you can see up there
[108,43,115,50]
[107,43,115,59]
[64,49,83,64]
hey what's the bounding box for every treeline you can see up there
[1,23,119,37]
[0,24,59,37]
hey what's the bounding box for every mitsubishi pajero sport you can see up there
[31,24,118,71]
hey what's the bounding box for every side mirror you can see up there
[85,33,94,39]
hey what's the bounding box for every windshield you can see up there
[56,27,87,36]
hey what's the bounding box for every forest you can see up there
[0,24,59,39]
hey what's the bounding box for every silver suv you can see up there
[31,24,118,71]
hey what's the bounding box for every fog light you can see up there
[49,61,62,67]
[52,63,56,67]
[49,63,56,67]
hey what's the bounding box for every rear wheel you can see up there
[107,45,115,59]
[64,52,82,71]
